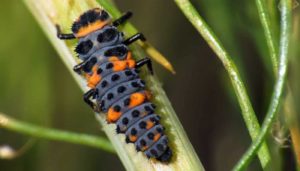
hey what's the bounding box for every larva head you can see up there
[72,8,111,38]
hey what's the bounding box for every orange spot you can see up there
[113,61,127,71]
[153,133,161,142]
[126,52,132,60]
[76,20,110,38]
[87,66,101,88]
[108,56,119,62]
[129,135,137,142]
[126,59,136,68]
[107,108,121,123]
[146,120,155,130]
[129,92,146,108]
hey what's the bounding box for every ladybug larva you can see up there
[56,8,172,162]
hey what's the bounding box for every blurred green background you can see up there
[0,0,299,171]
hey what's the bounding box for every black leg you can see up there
[83,89,97,110]
[112,11,133,27]
[136,57,153,75]
[123,33,146,45]
[56,24,76,40]
[73,62,85,74]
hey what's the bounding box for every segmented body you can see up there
[59,8,172,162]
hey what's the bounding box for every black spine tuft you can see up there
[71,8,110,34]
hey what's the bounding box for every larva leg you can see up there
[55,24,76,40]
[112,11,133,27]
[123,33,146,45]
[136,57,153,75]
[83,89,97,110]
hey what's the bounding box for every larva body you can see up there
[56,8,172,162]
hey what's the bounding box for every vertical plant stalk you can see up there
[22,0,204,170]
[0,113,115,153]
[256,0,279,75]
[173,0,271,168]
[233,0,292,170]
[258,0,300,167]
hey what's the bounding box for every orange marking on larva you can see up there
[107,107,121,123]
[108,56,119,62]
[146,120,155,130]
[113,61,127,71]
[128,92,146,108]
[126,59,136,68]
[126,52,132,60]
[87,66,101,88]
[76,20,110,38]
[153,133,161,142]
[129,135,137,142]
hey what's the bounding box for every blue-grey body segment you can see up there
[95,69,139,100]
[97,79,145,112]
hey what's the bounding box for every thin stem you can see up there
[173,0,270,168]
[0,113,115,153]
[256,0,279,74]
[23,0,204,170]
[233,0,292,170]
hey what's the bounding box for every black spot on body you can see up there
[75,40,93,54]
[113,105,121,112]
[104,46,127,57]
[97,28,117,43]
[156,127,163,133]
[101,80,108,88]
[131,128,137,135]
[97,68,103,74]
[124,98,130,106]
[117,86,126,93]
[139,121,146,129]
[140,139,146,146]
[147,133,154,140]
[107,93,114,100]
[122,117,129,125]
[111,74,120,81]
[131,110,140,117]
[106,63,113,69]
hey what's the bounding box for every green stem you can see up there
[173,0,270,168]
[256,0,279,74]
[0,113,115,153]
[233,0,292,170]
[23,0,204,170]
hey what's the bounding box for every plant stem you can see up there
[256,0,279,75]
[0,113,115,153]
[233,0,292,170]
[23,0,204,170]
[173,0,270,168]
